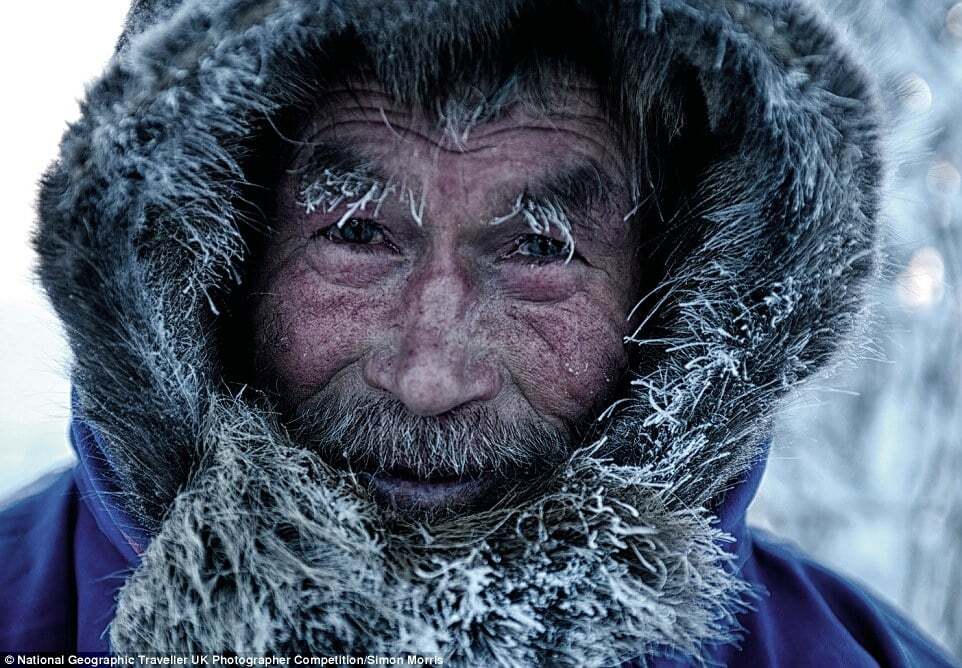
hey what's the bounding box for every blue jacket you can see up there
[1,418,955,665]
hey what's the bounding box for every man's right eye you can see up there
[314,218,387,245]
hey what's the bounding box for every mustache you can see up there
[289,388,571,480]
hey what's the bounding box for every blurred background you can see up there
[0,4,129,498]
[0,0,958,660]
[750,0,962,660]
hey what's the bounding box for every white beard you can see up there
[109,402,750,666]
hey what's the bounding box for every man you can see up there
[0,0,956,665]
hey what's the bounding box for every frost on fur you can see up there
[110,403,751,666]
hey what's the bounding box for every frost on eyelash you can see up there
[405,187,426,227]
[300,169,430,229]
[300,171,575,259]
[490,194,577,263]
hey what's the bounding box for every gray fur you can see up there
[34,0,884,663]
[110,400,751,664]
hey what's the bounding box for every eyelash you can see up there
[507,234,572,264]
[310,218,578,265]
[310,218,396,252]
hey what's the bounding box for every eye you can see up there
[511,234,569,262]
[316,218,387,245]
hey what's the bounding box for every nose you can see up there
[363,253,502,416]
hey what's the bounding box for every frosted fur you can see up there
[111,402,751,663]
[34,0,884,663]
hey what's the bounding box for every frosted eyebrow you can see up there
[490,159,628,228]
[488,161,631,262]
[295,141,431,227]
[501,193,578,263]
[300,168,395,228]
[524,161,628,229]
[505,160,630,236]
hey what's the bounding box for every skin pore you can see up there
[253,80,643,514]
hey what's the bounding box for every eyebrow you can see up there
[293,140,402,227]
[515,160,629,230]
[294,138,629,231]
[292,140,387,185]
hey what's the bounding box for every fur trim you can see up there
[34,0,885,662]
[110,401,751,663]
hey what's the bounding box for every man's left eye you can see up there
[512,234,568,261]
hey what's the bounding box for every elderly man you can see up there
[0,0,955,665]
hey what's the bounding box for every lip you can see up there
[366,470,487,514]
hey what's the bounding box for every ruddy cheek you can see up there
[261,262,389,403]
[503,301,628,421]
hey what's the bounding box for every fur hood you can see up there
[35,0,884,663]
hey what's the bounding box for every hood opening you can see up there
[213,14,724,431]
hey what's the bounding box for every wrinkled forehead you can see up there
[291,74,629,191]
[305,71,610,136]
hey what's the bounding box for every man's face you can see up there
[254,81,641,515]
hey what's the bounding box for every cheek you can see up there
[256,260,389,403]
[499,294,628,424]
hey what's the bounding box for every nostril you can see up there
[467,360,502,402]
[361,349,396,393]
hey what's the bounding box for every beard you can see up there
[288,384,573,519]
[292,391,570,480]
[108,394,750,665]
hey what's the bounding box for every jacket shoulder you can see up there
[0,468,79,652]
[744,529,957,667]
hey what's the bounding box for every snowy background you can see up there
[0,0,959,660]
[750,0,962,660]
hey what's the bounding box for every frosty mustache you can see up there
[290,389,571,481]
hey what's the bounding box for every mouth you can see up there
[363,468,490,515]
